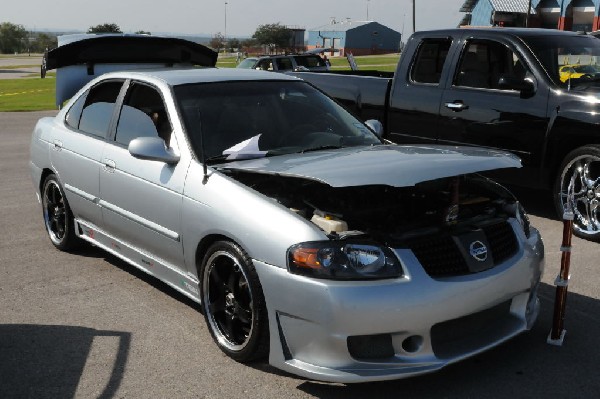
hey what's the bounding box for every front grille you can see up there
[403,220,519,277]
[481,221,519,264]
[406,234,469,277]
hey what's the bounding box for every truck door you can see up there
[438,37,549,184]
[387,37,453,145]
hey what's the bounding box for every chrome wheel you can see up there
[42,178,68,245]
[557,151,600,240]
[203,250,254,352]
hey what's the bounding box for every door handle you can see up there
[445,102,469,111]
[53,140,63,151]
[103,158,116,173]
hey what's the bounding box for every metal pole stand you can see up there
[547,201,574,346]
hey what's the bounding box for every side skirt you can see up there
[74,219,201,304]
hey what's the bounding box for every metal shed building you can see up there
[461,0,600,32]
[306,19,401,56]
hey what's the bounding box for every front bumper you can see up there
[254,223,544,383]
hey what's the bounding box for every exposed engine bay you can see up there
[224,170,525,244]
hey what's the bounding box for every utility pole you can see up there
[412,0,416,33]
[224,1,228,49]
[367,0,370,20]
[526,0,532,27]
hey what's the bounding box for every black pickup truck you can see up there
[293,28,600,241]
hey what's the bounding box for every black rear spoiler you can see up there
[42,34,217,107]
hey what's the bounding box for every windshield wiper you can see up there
[299,145,344,154]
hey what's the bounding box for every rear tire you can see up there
[199,240,269,362]
[554,145,600,241]
[41,174,80,251]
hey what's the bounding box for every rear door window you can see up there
[78,81,124,138]
[410,39,451,84]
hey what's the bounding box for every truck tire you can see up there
[554,145,600,241]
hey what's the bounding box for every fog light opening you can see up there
[402,335,424,353]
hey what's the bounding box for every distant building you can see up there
[460,0,600,32]
[306,19,401,56]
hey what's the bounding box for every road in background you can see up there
[0,56,43,79]
[1,112,598,398]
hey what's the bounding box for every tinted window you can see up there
[256,59,273,70]
[65,91,88,129]
[411,39,451,84]
[294,55,325,68]
[115,83,171,147]
[275,57,293,70]
[455,40,528,89]
[78,81,123,138]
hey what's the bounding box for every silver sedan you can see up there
[30,68,544,383]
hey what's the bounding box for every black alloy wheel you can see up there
[200,240,269,362]
[41,174,80,251]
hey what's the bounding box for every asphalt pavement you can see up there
[0,111,598,398]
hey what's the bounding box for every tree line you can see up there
[0,22,57,54]
[0,21,301,55]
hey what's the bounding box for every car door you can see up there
[438,37,550,184]
[50,80,125,227]
[99,80,189,269]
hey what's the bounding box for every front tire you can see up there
[200,240,269,362]
[41,174,80,251]
[554,145,600,241]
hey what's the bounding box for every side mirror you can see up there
[365,119,384,138]
[497,75,535,94]
[129,137,180,165]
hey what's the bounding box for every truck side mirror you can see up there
[497,75,535,94]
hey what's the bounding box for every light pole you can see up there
[224,1,228,52]
[367,0,370,20]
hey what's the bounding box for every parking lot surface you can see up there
[1,111,598,398]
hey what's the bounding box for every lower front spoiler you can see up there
[271,296,539,383]
[253,226,543,383]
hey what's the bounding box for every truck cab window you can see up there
[410,39,451,84]
[455,40,528,90]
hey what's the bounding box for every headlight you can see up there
[287,241,403,280]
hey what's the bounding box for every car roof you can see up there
[98,67,301,86]
[413,27,590,39]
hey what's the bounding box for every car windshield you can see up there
[522,34,600,86]
[174,80,382,162]
[236,58,257,69]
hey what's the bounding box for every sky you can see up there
[4,0,466,38]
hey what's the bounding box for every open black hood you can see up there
[45,35,217,71]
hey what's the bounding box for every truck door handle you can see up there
[445,101,469,111]
[103,158,116,173]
